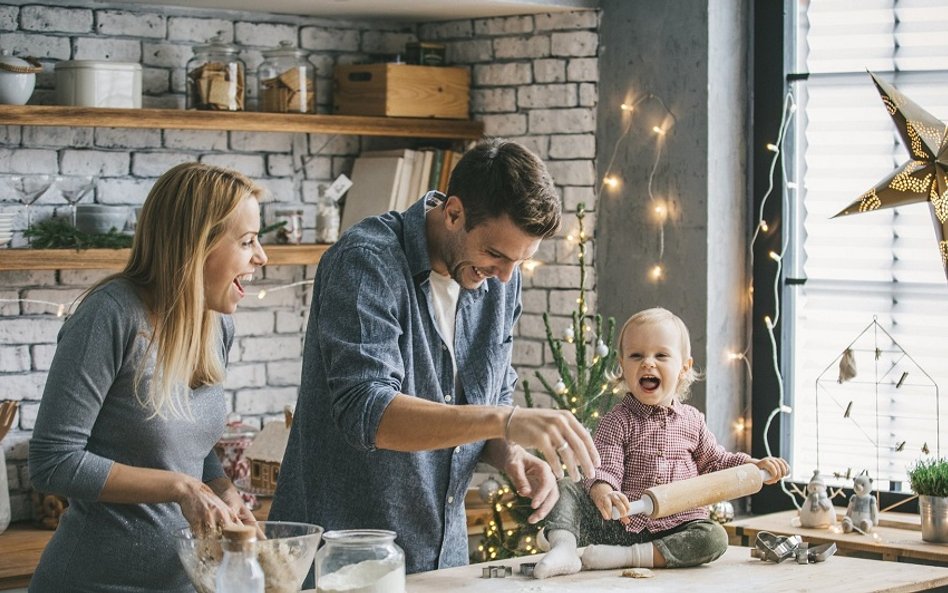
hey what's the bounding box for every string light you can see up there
[254,279,313,300]
[522,259,541,274]
[759,221,769,233]
[598,94,677,283]
[0,279,313,316]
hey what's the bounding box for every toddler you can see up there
[534,307,788,578]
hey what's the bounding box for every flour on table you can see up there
[317,558,405,593]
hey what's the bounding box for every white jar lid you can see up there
[55,60,142,71]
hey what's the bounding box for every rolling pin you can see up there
[612,463,772,519]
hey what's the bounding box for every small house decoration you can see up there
[245,407,292,494]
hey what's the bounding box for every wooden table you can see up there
[0,524,54,590]
[394,546,948,593]
[724,509,948,564]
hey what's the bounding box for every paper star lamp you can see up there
[833,72,948,280]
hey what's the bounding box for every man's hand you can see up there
[503,445,559,524]
[504,407,600,482]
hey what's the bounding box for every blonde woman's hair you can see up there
[615,307,701,400]
[100,162,263,418]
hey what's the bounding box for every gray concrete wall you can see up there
[596,0,749,449]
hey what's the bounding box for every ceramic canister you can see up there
[0,50,42,105]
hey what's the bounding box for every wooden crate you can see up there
[333,64,470,119]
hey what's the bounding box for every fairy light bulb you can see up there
[766,143,779,152]
[650,264,664,281]
[653,201,668,222]
[768,251,781,261]
[56,304,65,317]
[257,289,268,299]
[620,102,633,112]
[728,351,744,361]
[604,176,619,189]
[652,125,665,136]
[764,315,774,329]
[759,220,769,233]
[522,259,541,273]
[733,417,746,433]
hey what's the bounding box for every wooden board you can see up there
[390,546,948,593]
[0,523,54,590]
[725,509,947,564]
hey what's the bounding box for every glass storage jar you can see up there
[186,36,245,111]
[258,41,315,113]
[315,529,405,593]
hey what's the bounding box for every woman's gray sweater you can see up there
[28,279,234,593]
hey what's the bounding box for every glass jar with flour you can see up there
[315,529,405,593]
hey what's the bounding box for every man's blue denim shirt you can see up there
[270,193,520,574]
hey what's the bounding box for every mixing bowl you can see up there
[174,520,323,593]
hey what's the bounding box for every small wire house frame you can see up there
[814,318,939,491]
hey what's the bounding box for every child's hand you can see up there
[590,481,631,521]
[754,457,789,484]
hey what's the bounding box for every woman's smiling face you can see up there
[203,196,267,314]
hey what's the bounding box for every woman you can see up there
[28,162,268,593]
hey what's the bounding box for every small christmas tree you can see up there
[473,202,618,561]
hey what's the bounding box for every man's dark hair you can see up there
[447,138,561,238]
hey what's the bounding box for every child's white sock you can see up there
[581,542,655,569]
[533,529,581,579]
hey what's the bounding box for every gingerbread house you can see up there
[245,410,292,493]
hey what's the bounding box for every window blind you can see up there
[788,0,948,491]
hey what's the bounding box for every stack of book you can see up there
[339,147,462,233]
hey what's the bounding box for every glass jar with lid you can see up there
[258,41,315,113]
[186,36,245,111]
[315,529,405,593]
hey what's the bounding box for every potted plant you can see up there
[908,458,948,543]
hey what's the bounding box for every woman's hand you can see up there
[589,481,630,522]
[175,477,241,537]
[504,407,600,482]
[209,477,259,528]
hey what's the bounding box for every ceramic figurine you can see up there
[841,473,878,534]
[799,470,836,528]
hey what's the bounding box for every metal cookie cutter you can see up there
[519,562,536,577]
[751,531,803,563]
[480,565,513,578]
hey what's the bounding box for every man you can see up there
[270,139,600,575]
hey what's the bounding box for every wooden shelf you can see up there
[0,244,329,271]
[0,105,483,140]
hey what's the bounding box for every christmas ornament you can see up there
[478,476,502,504]
[707,500,734,524]
[562,326,575,343]
[833,72,948,280]
[596,339,609,358]
[553,380,567,395]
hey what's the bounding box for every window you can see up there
[785,0,948,493]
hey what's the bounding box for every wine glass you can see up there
[6,174,53,236]
[55,175,97,228]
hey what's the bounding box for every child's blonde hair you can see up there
[615,307,701,400]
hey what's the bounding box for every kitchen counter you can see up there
[359,545,948,593]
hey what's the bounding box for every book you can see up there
[339,155,405,233]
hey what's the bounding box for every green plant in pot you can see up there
[908,457,948,543]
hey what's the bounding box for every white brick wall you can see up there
[0,1,600,522]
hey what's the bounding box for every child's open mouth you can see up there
[639,375,661,392]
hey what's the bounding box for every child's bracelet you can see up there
[503,405,519,441]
